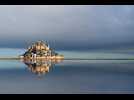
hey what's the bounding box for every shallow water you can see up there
[0,49,134,93]
[0,59,134,93]
[1,48,134,59]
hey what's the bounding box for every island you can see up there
[19,40,64,60]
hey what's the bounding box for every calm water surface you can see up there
[0,49,134,93]
[0,60,134,93]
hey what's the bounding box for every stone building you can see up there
[21,40,62,59]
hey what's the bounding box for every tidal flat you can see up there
[0,49,134,93]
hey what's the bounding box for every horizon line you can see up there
[0,57,134,60]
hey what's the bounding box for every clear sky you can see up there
[0,5,134,51]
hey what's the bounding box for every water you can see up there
[0,49,134,93]
[1,48,134,59]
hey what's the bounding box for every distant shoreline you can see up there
[0,57,20,60]
[64,58,134,60]
[0,57,134,60]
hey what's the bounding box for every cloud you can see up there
[0,5,133,50]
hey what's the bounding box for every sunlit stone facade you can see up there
[20,40,64,60]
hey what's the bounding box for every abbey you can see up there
[20,40,64,60]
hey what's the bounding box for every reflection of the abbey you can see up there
[22,58,63,76]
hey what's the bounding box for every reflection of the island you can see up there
[22,58,63,76]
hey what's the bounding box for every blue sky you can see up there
[0,5,134,50]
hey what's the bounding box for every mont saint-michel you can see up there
[19,40,64,60]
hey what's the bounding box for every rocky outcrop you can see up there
[20,40,64,60]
